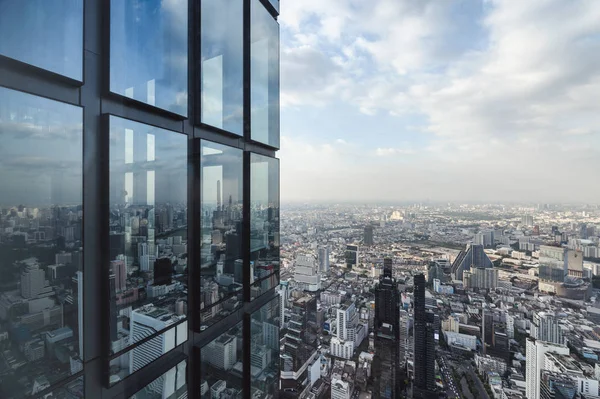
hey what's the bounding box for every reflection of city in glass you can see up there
[199,322,243,398]
[250,154,280,300]
[250,297,280,397]
[200,142,243,328]
[0,88,83,398]
[110,0,188,116]
[108,116,188,384]
[200,0,243,135]
[251,0,280,148]
[129,360,186,399]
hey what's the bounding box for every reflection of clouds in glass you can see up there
[251,0,280,147]
[0,87,82,206]
[110,0,187,115]
[0,0,83,80]
[201,0,243,135]
[109,116,186,205]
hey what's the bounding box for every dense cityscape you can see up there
[277,203,600,398]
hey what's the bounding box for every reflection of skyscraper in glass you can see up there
[217,180,221,210]
[110,260,127,293]
[129,306,185,374]
[21,263,46,299]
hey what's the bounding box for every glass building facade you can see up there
[0,0,280,398]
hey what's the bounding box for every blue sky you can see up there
[278,0,600,203]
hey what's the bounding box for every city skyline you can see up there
[278,0,600,203]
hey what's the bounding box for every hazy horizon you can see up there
[278,1,600,203]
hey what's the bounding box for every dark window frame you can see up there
[0,0,279,397]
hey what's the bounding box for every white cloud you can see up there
[279,0,600,202]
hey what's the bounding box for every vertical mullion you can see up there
[243,312,252,399]
[243,0,251,143]
[82,0,104,396]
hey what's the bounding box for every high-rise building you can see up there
[413,274,437,398]
[294,254,320,292]
[473,230,494,247]
[526,338,570,399]
[451,244,493,281]
[363,225,374,246]
[0,0,281,396]
[281,294,319,395]
[374,259,399,334]
[463,266,498,290]
[129,306,187,375]
[532,312,563,344]
[110,260,127,293]
[20,263,47,299]
[540,370,577,399]
[317,245,330,272]
[522,215,534,227]
[345,244,359,269]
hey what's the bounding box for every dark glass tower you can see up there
[0,0,281,397]
[364,225,374,246]
[413,273,437,398]
[374,257,400,398]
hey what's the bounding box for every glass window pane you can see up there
[129,360,187,399]
[268,0,279,13]
[251,297,280,397]
[199,141,243,329]
[199,322,243,398]
[109,322,187,385]
[0,87,83,397]
[108,116,188,364]
[201,0,243,135]
[110,0,188,116]
[251,0,280,148]
[0,0,83,80]
[250,154,280,300]
[40,376,85,398]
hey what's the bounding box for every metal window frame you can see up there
[0,0,280,397]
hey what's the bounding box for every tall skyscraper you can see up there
[375,258,399,333]
[522,215,534,227]
[531,311,563,344]
[363,225,374,246]
[345,244,359,269]
[110,260,127,293]
[526,338,570,399]
[280,294,319,394]
[318,245,330,272]
[413,273,437,398]
[374,258,401,398]
[21,263,46,299]
[294,254,320,292]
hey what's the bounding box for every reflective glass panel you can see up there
[250,297,280,398]
[109,322,187,385]
[251,0,280,148]
[250,154,280,300]
[199,141,243,328]
[108,116,188,364]
[268,0,279,13]
[201,0,243,135]
[0,87,83,398]
[41,376,84,398]
[199,322,243,398]
[110,0,188,116]
[0,0,83,80]
[129,360,187,399]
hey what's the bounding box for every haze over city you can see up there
[278,0,600,203]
